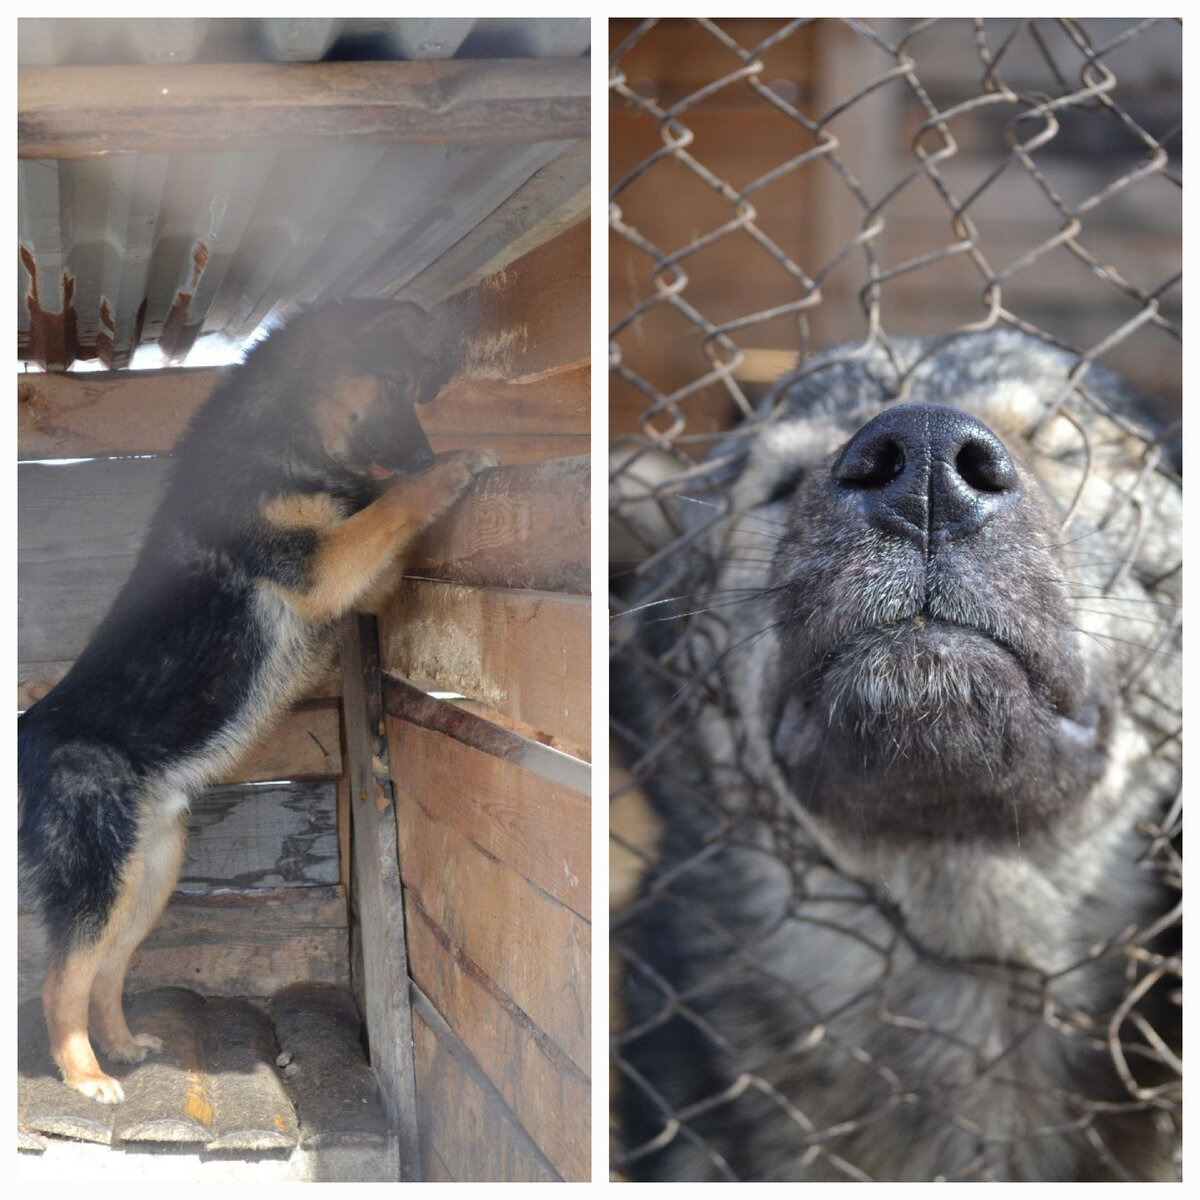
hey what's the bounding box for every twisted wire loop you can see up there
[610,18,1180,1181]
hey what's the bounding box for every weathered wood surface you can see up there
[383,678,590,1177]
[19,887,351,1005]
[395,772,590,1076]
[444,220,590,381]
[387,715,589,918]
[432,360,589,436]
[18,984,395,1180]
[136,888,351,999]
[384,675,590,795]
[341,614,421,1181]
[17,368,221,460]
[425,431,590,466]
[411,993,560,1182]
[409,454,588,592]
[379,581,590,759]
[19,59,590,158]
[17,362,587,461]
[183,780,339,890]
[18,457,166,662]
[406,903,590,1180]
[222,701,343,783]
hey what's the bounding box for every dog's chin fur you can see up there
[771,620,1111,841]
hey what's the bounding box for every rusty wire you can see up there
[610,17,1181,1182]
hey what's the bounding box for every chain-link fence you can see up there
[610,18,1181,1182]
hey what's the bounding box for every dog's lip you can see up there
[820,609,1056,700]
[823,614,1087,723]
[829,613,1017,658]
[777,616,1104,758]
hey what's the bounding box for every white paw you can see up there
[70,1073,126,1104]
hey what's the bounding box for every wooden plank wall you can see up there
[378,221,592,1181]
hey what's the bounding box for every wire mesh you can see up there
[610,17,1181,1182]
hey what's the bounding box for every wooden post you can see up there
[341,613,421,1181]
[18,59,590,158]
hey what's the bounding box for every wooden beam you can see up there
[378,582,590,760]
[18,59,591,158]
[383,676,590,797]
[444,222,590,380]
[341,614,421,1181]
[432,363,589,437]
[17,362,587,461]
[19,887,350,1005]
[408,455,588,593]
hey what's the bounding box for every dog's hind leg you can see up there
[45,931,130,1103]
[44,794,188,1102]
[43,940,125,1103]
[90,798,189,1066]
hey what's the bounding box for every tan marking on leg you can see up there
[355,558,407,615]
[274,450,498,624]
[91,805,188,1062]
[45,797,189,1101]
[45,942,126,1103]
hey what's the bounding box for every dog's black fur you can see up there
[19,300,496,1102]
[615,330,1181,1181]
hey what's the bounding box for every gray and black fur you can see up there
[19,300,497,1102]
[615,329,1181,1181]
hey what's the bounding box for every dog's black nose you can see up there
[831,402,1019,546]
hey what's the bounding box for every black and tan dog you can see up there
[18,301,496,1102]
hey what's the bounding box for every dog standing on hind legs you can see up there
[18,300,497,1103]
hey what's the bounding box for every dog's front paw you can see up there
[461,448,501,475]
[433,448,499,482]
[436,448,499,496]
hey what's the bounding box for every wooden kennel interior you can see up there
[18,18,590,1182]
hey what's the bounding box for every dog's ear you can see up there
[340,301,461,399]
[336,299,430,350]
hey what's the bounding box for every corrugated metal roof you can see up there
[17,18,591,370]
[16,18,591,67]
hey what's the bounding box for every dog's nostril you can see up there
[838,438,906,489]
[955,437,1017,494]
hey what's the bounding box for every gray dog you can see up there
[613,329,1180,1182]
